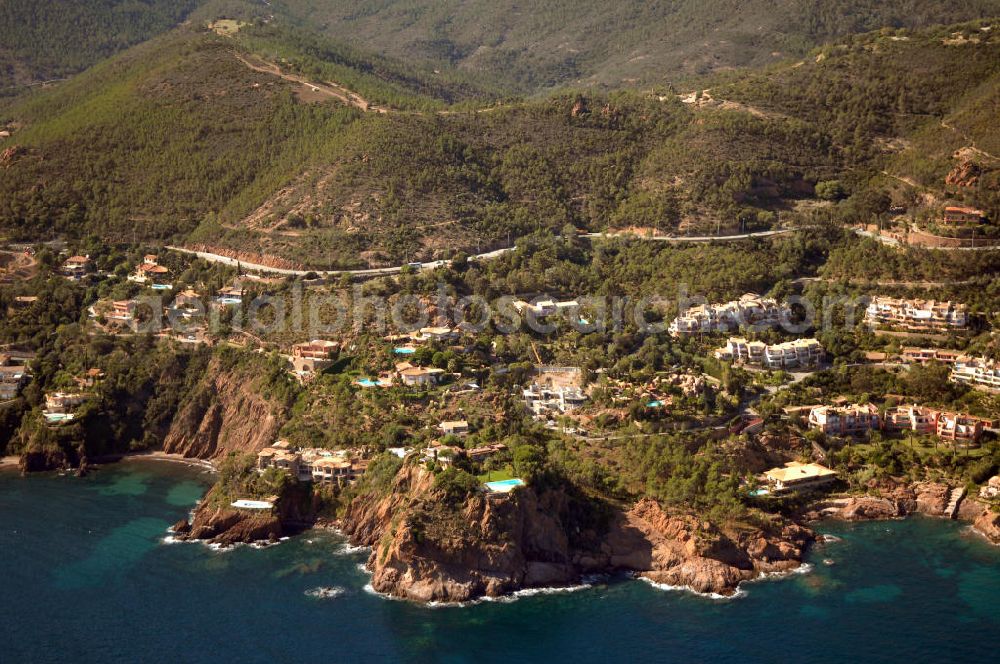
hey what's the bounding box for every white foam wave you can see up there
[335,542,372,556]
[638,562,813,600]
[638,576,747,601]
[305,586,347,599]
[362,579,598,608]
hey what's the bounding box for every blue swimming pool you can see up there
[484,479,525,492]
[393,347,416,355]
[355,378,378,387]
[646,400,664,408]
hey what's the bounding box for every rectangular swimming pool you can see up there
[484,479,525,493]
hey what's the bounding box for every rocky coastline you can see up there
[170,481,317,548]
[337,464,813,602]
[13,442,999,602]
[802,478,1000,545]
[213,469,999,603]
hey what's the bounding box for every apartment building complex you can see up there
[669,293,788,337]
[865,297,967,332]
[714,337,825,370]
[951,357,1000,392]
[807,404,881,436]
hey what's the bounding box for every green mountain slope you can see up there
[0,19,997,268]
[712,20,1000,220]
[267,0,1000,91]
[0,0,204,93]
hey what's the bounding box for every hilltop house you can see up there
[257,442,368,486]
[290,340,339,374]
[213,284,244,307]
[398,365,446,387]
[60,255,91,280]
[411,327,458,343]
[438,420,470,437]
[942,206,984,225]
[129,255,170,284]
[0,358,28,401]
[466,443,508,462]
[512,299,582,317]
[900,347,968,365]
[762,461,837,493]
[74,368,105,389]
[43,392,89,422]
[523,384,587,417]
[174,289,201,309]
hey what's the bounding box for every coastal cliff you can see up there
[622,499,812,595]
[162,355,290,460]
[12,348,295,472]
[339,464,814,602]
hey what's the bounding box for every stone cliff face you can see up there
[621,499,812,595]
[806,479,1000,545]
[162,357,287,460]
[339,465,814,602]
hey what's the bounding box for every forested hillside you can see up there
[0,16,998,267]
[0,0,203,93]
[713,21,1000,220]
[267,0,1000,91]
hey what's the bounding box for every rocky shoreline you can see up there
[19,450,997,602]
[169,479,317,548]
[802,478,1000,545]
[172,471,1000,603]
[336,465,814,602]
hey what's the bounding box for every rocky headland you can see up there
[337,464,813,602]
[171,477,318,548]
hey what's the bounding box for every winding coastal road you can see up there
[163,245,514,277]
[167,228,799,276]
[581,228,797,243]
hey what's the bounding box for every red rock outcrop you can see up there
[973,509,1000,544]
[945,159,981,188]
[623,499,811,595]
[803,478,1000,545]
[162,357,287,459]
[173,482,317,547]
[339,465,814,602]
[0,145,26,167]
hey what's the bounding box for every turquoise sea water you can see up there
[1,461,999,663]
